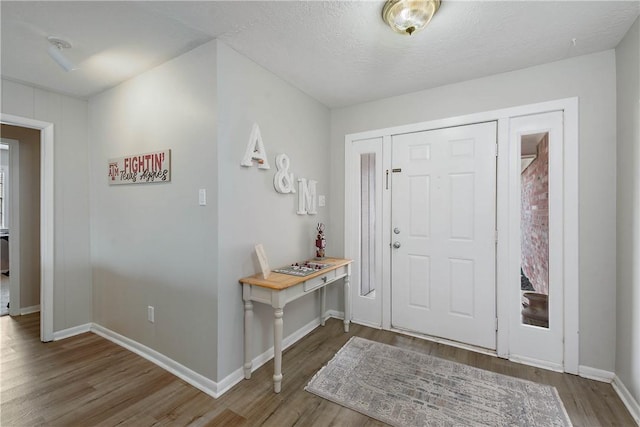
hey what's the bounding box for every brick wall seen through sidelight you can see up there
[521,134,549,295]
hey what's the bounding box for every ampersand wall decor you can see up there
[273,153,296,194]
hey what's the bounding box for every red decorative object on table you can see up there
[315,223,326,259]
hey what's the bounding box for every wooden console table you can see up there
[239,257,352,393]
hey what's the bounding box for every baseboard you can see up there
[90,313,332,399]
[508,354,564,373]
[578,365,615,383]
[53,323,92,341]
[351,319,383,329]
[91,323,219,398]
[20,305,40,315]
[325,310,344,320]
[612,376,640,425]
[216,314,332,396]
[251,316,323,372]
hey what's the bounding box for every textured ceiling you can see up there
[1,1,639,108]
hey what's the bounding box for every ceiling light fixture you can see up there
[47,36,78,72]
[382,0,441,36]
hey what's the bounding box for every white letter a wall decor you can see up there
[241,123,270,169]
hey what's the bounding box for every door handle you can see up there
[393,241,401,249]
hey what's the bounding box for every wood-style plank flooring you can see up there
[1,313,635,426]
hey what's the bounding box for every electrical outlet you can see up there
[148,306,155,323]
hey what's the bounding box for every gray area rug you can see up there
[306,337,572,427]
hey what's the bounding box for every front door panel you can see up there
[391,122,497,350]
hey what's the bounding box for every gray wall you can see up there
[0,125,40,308]
[88,42,219,379]
[1,80,91,330]
[615,16,640,407]
[87,40,331,383]
[329,50,618,372]
[216,41,331,379]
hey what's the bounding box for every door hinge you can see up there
[495,318,499,331]
[495,230,498,243]
[495,142,499,158]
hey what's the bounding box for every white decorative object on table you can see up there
[273,153,296,194]
[255,243,271,279]
[297,178,317,215]
[241,123,270,169]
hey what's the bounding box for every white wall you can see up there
[1,80,91,330]
[329,50,617,372]
[88,42,219,379]
[216,41,331,380]
[615,16,640,408]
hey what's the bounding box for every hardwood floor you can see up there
[1,313,635,426]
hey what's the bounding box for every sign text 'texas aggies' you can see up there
[108,149,171,185]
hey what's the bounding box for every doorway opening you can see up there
[1,142,9,316]
[1,126,41,320]
[0,113,53,342]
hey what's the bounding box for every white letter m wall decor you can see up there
[297,178,318,215]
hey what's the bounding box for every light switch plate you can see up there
[318,195,326,207]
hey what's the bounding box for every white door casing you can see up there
[390,122,498,349]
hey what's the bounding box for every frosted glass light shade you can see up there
[382,0,441,35]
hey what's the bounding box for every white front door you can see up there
[390,122,497,349]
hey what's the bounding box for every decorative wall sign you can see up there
[273,153,296,194]
[241,123,270,169]
[297,178,318,215]
[108,149,171,185]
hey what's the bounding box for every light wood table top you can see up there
[238,257,351,290]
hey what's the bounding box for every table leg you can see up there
[273,307,284,393]
[343,271,351,333]
[320,287,326,326]
[243,299,253,379]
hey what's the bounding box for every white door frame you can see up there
[344,97,579,374]
[1,113,54,342]
[1,138,21,317]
